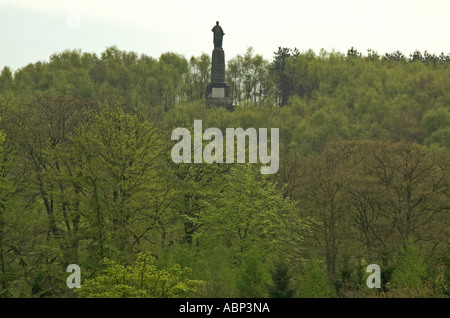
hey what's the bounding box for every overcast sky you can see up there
[1,0,450,72]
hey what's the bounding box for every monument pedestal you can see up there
[206,82,232,110]
[206,47,233,110]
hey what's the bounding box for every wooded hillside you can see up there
[0,46,448,297]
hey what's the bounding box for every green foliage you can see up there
[297,258,334,298]
[421,108,450,136]
[268,258,295,298]
[68,99,169,264]
[227,47,272,105]
[390,241,427,291]
[338,256,366,292]
[200,164,286,254]
[0,46,448,298]
[76,252,204,298]
[237,252,270,298]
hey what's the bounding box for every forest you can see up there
[0,45,448,298]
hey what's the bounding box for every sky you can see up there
[1,0,450,72]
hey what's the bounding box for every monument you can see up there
[206,21,233,110]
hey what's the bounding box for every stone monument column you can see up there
[206,21,233,110]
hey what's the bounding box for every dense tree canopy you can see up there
[0,45,448,298]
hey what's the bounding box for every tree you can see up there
[227,48,271,105]
[157,53,189,111]
[0,67,13,91]
[186,54,211,101]
[195,164,308,296]
[361,142,449,251]
[297,144,353,277]
[268,258,295,298]
[270,47,299,106]
[0,130,15,297]
[1,95,92,262]
[200,164,296,259]
[69,99,168,264]
[0,95,94,296]
[297,257,334,298]
[76,252,204,298]
[390,241,426,292]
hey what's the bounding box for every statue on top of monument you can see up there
[212,21,224,48]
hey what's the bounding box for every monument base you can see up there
[206,97,234,110]
[206,82,233,110]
